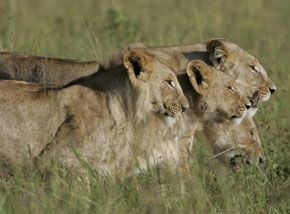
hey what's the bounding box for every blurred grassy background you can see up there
[0,0,289,213]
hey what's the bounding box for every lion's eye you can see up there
[250,65,259,73]
[227,86,235,92]
[166,80,176,88]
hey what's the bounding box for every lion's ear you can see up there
[123,50,154,84]
[206,39,229,69]
[186,60,214,94]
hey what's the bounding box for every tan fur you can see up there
[0,52,99,86]
[0,39,273,170]
[0,50,189,176]
[129,39,273,168]
[129,38,276,108]
[139,60,249,172]
[203,117,265,169]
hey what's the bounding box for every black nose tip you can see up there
[230,155,243,167]
[269,87,276,94]
[181,106,186,112]
[245,103,251,110]
[259,156,266,165]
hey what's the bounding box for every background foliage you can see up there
[0,0,289,213]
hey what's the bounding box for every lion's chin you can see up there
[164,115,177,127]
[232,111,246,126]
[259,93,271,102]
[245,107,258,118]
[229,155,246,172]
[232,117,243,126]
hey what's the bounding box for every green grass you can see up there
[0,0,289,213]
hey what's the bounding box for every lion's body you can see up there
[128,42,209,74]
[0,39,275,170]
[0,50,189,176]
[0,81,67,163]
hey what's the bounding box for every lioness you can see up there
[0,49,189,176]
[204,117,265,168]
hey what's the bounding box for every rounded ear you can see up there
[186,60,215,94]
[123,50,154,84]
[206,39,229,69]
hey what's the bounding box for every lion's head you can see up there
[204,118,265,170]
[206,38,276,117]
[185,60,251,125]
[123,50,189,120]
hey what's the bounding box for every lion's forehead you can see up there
[153,61,174,75]
[214,73,234,85]
[230,48,268,75]
[235,79,254,91]
[228,52,270,83]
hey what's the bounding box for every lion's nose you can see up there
[243,97,252,110]
[259,156,266,165]
[181,105,187,112]
[181,98,189,112]
[269,87,276,94]
[269,82,277,95]
[245,103,251,110]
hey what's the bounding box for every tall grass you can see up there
[0,0,289,213]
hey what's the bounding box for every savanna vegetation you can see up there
[0,0,289,213]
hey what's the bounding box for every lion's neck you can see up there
[67,60,150,124]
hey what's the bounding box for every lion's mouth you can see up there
[164,111,174,117]
[229,154,266,171]
[259,93,271,102]
[251,89,272,103]
[230,111,246,125]
[249,93,260,108]
[229,155,250,172]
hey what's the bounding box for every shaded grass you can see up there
[0,0,289,213]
